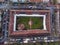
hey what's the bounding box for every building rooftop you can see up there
[9,9,51,37]
[0,0,4,2]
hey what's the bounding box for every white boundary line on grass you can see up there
[14,14,47,31]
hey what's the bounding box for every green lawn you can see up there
[16,17,43,30]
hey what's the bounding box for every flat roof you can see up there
[9,10,51,37]
[0,0,4,2]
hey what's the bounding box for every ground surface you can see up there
[6,42,59,45]
[16,17,43,30]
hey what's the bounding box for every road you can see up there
[0,10,8,43]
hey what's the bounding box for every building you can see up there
[0,10,2,37]
[8,0,53,43]
[9,10,51,36]
[0,0,60,44]
[0,0,5,2]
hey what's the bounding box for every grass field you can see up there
[16,17,43,30]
